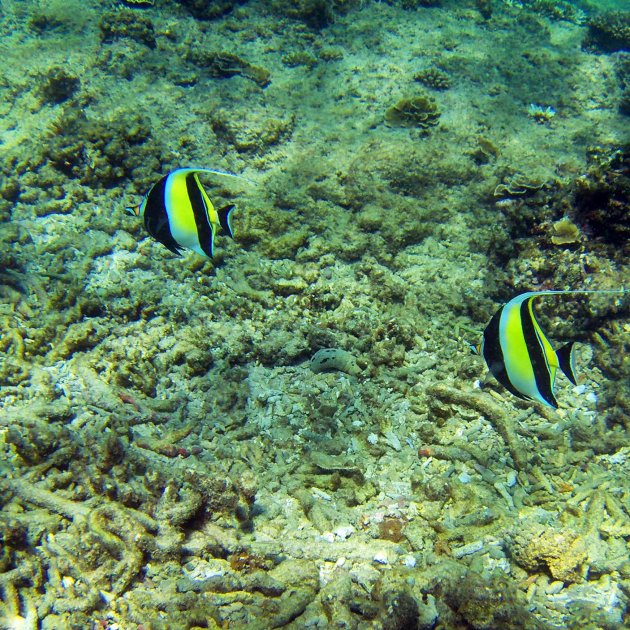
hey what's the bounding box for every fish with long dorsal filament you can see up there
[472,289,629,408]
[126,168,251,259]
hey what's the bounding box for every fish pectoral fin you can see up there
[217,204,235,238]
[556,342,577,385]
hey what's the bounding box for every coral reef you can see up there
[475,0,493,20]
[615,54,630,115]
[121,0,156,6]
[526,0,585,24]
[527,103,556,124]
[282,51,319,69]
[400,0,443,8]
[550,217,580,246]
[590,321,630,431]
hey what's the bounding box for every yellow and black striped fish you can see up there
[474,289,628,408]
[126,168,246,259]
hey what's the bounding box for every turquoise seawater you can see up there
[0,1,629,628]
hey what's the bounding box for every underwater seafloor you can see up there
[1,0,630,628]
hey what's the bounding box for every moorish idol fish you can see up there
[126,168,249,259]
[473,289,628,408]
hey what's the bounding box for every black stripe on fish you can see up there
[186,173,214,258]
[482,306,522,400]
[520,297,557,408]
[144,175,182,255]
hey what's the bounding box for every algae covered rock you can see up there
[506,520,587,583]
[43,108,157,188]
[572,144,630,246]
[177,0,245,20]
[187,50,271,87]
[39,67,80,105]
[210,108,293,153]
[271,0,337,30]
[583,11,630,54]
[99,9,156,48]
[440,569,539,629]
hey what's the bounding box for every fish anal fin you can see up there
[218,204,235,238]
[557,342,577,385]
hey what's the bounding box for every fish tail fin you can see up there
[218,204,235,238]
[557,342,577,385]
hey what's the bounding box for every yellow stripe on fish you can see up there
[126,168,249,259]
[476,289,628,408]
